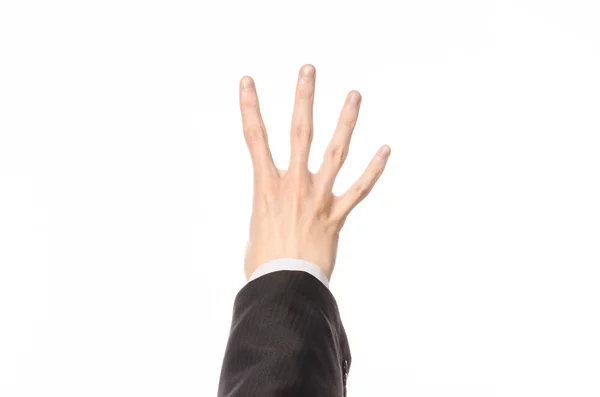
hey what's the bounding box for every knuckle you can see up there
[302,90,315,102]
[336,214,348,230]
[325,219,341,234]
[297,83,314,97]
[255,180,279,204]
[366,166,383,181]
[244,125,265,144]
[315,192,334,213]
[293,123,312,139]
[282,170,311,197]
[341,115,357,130]
[345,119,357,130]
[328,145,347,165]
[241,94,259,107]
[329,206,348,229]
[372,167,384,180]
[241,99,259,110]
[354,182,371,198]
[263,187,278,203]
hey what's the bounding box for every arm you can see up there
[217,270,351,397]
[217,64,391,396]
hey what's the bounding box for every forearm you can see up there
[217,270,351,397]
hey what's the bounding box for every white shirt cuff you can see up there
[248,258,330,289]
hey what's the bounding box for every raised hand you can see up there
[241,64,391,281]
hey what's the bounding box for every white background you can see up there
[1,0,599,396]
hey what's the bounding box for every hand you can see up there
[241,64,391,281]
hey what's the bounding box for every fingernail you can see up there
[241,76,254,91]
[377,145,390,158]
[302,65,315,78]
[349,91,361,106]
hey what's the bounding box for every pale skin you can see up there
[241,64,391,281]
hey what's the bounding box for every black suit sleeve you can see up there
[217,270,352,397]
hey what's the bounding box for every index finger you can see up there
[239,76,277,180]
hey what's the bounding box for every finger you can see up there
[240,76,277,179]
[316,90,361,196]
[333,145,391,220]
[288,64,316,172]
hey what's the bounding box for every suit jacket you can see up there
[217,270,352,397]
